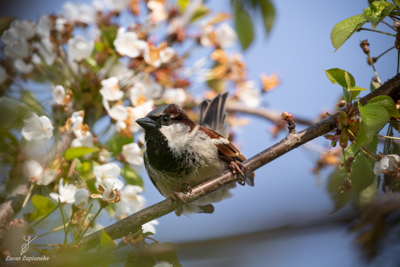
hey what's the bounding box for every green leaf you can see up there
[331,14,367,51]
[349,136,377,191]
[363,1,397,29]
[21,91,45,116]
[234,2,254,50]
[370,78,380,92]
[342,87,360,103]
[368,95,400,118]
[177,0,190,13]
[30,195,56,223]
[259,0,275,34]
[190,5,210,22]
[327,167,353,211]
[348,86,366,92]
[101,26,118,50]
[107,133,132,157]
[64,147,99,161]
[394,0,400,6]
[152,242,182,267]
[325,68,355,88]
[121,165,143,187]
[105,203,116,218]
[358,100,390,138]
[207,77,226,93]
[0,17,14,36]
[355,124,372,149]
[97,229,116,253]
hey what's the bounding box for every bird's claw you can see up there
[229,161,247,186]
[181,182,192,194]
[170,191,189,207]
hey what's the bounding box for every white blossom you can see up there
[14,59,33,73]
[127,101,154,133]
[70,110,85,137]
[162,88,187,106]
[104,0,130,12]
[71,131,94,148]
[23,160,57,185]
[38,169,58,186]
[374,154,400,176]
[74,188,89,206]
[108,104,128,122]
[3,39,30,59]
[53,85,65,105]
[129,75,161,106]
[142,220,159,234]
[2,20,35,44]
[94,162,124,190]
[22,113,54,141]
[160,47,175,64]
[68,36,94,62]
[34,37,57,65]
[62,2,96,24]
[236,81,261,108]
[23,159,43,179]
[50,178,77,203]
[0,66,6,84]
[116,185,145,217]
[98,149,112,163]
[36,15,51,38]
[154,262,173,267]
[199,24,214,47]
[100,77,124,101]
[215,23,237,48]
[122,143,143,165]
[147,1,168,23]
[114,28,148,58]
[55,17,68,32]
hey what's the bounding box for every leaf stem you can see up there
[75,205,101,245]
[35,223,69,239]
[21,183,34,210]
[64,209,76,247]
[359,27,396,37]
[72,203,93,244]
[59,200,68,248]
[376,134,400,141]
[367,52,382,85]
[376,46,396,60]
[29,203,60,228]
[381,21,396,31]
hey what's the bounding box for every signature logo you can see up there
[20,236,37,256]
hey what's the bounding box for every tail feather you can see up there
[198,92,229,138]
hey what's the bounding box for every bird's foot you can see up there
[170,191,188,207]
[181,182,192,194]
[229,161,247,186]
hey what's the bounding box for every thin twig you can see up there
[359,27,396,37]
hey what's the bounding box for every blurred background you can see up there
[0,0,397,266]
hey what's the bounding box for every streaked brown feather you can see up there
[199,126,246,163]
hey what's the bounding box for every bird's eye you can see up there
[162,115,169,122]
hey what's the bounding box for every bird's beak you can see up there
[136,117,157,130]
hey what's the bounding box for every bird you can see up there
[136,92,254,216]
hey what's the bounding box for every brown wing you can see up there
[199,126,255,186]
[199,126,246,163]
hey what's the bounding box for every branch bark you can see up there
[78,74,400,250]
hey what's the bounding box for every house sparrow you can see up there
[136,92,254,216]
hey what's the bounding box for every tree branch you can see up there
[78,74,400,250]
[226,105,314,126]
